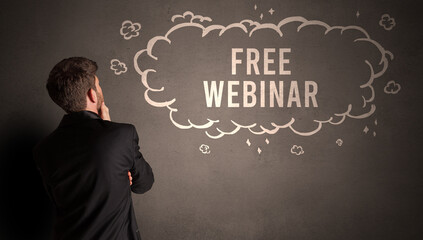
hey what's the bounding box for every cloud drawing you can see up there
[110,59,128,75]
[384,80,401,94]
[133,11,393,139]
[199,144,211,154]
[379,14,396,31]
[120,20,141,40]
[290,145,304,155]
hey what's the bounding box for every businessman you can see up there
[33,57,154,239]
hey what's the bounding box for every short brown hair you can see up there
[47,57,98,113]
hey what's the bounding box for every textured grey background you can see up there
[0,0,422,239]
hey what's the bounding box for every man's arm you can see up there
[32,146,56,204]
[38,168,56,204]
[129,125,154,194]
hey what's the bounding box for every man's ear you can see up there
[87,88,97,104]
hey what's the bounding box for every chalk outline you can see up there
[384,80,401,94]
[290,145,304,155]
[199,144,211,154]
[379,14,396,31]
[110,59,128,75]
[120,20,142,40]
[133,11,393,139]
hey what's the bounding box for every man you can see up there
[33,57,154,239]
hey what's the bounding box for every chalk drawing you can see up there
[170,12,211,23]
[199,144,211,154]
[384,80,401,94]
[291,145,304,155]
[265,138,269,144]
[379,14,396,31]
[110,59,127,75]
[356,11,360,18]
[363,126,369,134]
[336,139,343,146]
[260,13,263,20]
[254,4,257,10]
[120,20,141,40]
[257,147,262,154]
[133,11,393,139]
[246,139,251,146]
[269,8,275,15]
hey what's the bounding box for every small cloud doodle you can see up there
[290,145,304,155]
[384,80,401,94]
[120,20,141,40]
[110,59,128,75]
[379,14,396,31]
[199,144,211,154]
[336,139,343,146]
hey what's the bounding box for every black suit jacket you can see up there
[33,110,154,240]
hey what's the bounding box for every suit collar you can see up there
[58,110,102,127]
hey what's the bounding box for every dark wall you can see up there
[1,0,422,239]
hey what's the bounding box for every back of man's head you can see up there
[47,57,98,113]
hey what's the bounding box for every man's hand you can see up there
[100,102,111,121]
[128,171,133,186]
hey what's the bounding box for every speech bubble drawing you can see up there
[134,11,393,139]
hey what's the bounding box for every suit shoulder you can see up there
[32,128,59,154]
[102,121,135,133]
